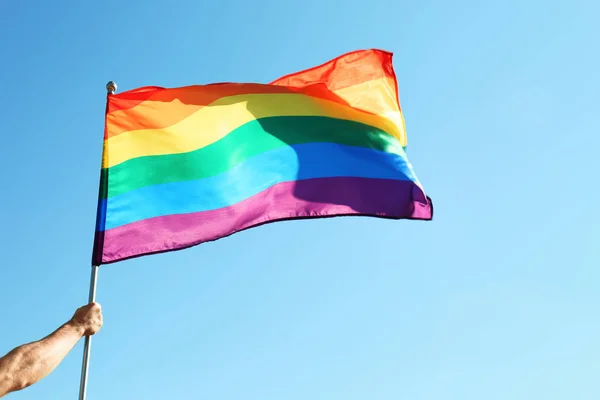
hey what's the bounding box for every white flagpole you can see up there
[77,265,99,400]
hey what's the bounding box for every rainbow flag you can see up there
[92,49,433,265]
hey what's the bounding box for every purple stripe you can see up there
[98,177,433,264]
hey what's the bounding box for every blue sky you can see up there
[1,0,599,399]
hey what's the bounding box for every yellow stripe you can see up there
[104,93,405,168]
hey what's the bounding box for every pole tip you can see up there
[106,81,117,94]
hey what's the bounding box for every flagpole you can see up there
[78,80,117,400]
[78,265,99,400]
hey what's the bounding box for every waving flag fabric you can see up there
[92,49,433,265]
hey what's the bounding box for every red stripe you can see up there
[107,49,395,114]
[271,49,395,91]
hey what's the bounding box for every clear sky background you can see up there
[1,0,599,399]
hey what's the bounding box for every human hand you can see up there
[70,302,103,336]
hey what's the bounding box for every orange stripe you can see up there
[107,84,289,138]
[106,83,381,139]
[106,75,400,139]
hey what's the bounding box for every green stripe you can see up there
[102,116,405,199]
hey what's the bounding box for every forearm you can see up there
[0,322,84,396]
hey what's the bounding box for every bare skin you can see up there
[0,303,103,398]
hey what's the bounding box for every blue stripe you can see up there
[103,142,419,230]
